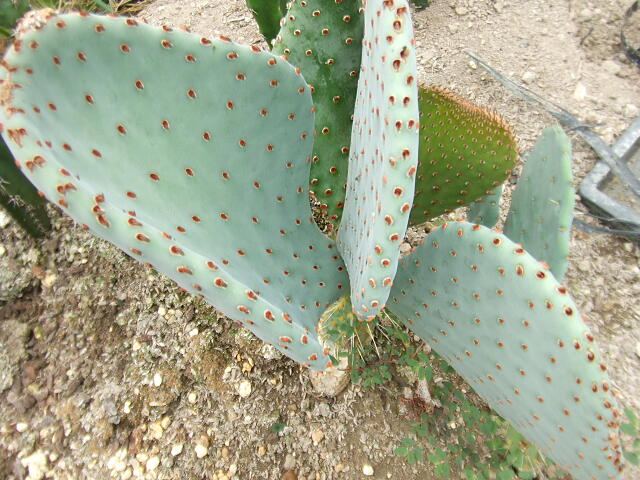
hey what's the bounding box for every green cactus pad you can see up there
[0,11,349,369]
[337,0,419,321]
[410,86,518,225]
[1,134,50,237]
[504,126,574,279]
[388,222,624,480]
[272,0,364,229]
[466,184,502,228]
[246,0,287,46]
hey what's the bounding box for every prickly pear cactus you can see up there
[410,86,518,225]
[504,126,574,279]
[389,222,623,480]
[273,0,364,228]
[337,0,419,321]
[0,10,348,368]
[467,184,502,228]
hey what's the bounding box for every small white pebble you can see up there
[195,444,208,458]
[228,464,237,476]
[146,456,160,471]
[157,306,167,316]
[189,328,199,337]
[171,444,184,457]
[188,392,197,404]
[123,400,131,414]
[153,373,162,387]
[15,422,28,433]
[237,380,252,398]
[362,464,374,476]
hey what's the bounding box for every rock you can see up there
[188,392,197,404]
[635,342,640,359]
[194,444,208,458]
[399,242,411,254]
[236,380,252,398]
[455,6,468,15]
[153,373,163,387]
[362,463,374,476]
[16,422,28,432]
[521,71,537,84]
[284,453,296,470]
[282,471,297,480]
[261,344,283,361]
[21,450,48,480]
[146,456,160,471]
[171,444,183,457]
[311,429,324,444]
[257,445,266,457]
[573,82,587,101]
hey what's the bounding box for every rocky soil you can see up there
[1,1,639,479]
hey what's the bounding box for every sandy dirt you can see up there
[1,1,639,479]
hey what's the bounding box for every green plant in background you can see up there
[621,407,640,466]
[246,0,287,47]
[0,1,31,39]
[0,2,629,479]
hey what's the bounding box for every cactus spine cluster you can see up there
[0,3,625,479]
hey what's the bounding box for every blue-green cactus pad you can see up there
[467,184,502,228]
[337,0,419,321]
[388,222,624,480]
[0,11,348,368]
[504,125,574,279]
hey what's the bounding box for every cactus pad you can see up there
[0,11,349,368]
[504,126,574,279]
[388,222,623,480]
[410,86,517,225]
[337,0,419,321]
[466,185,502,228]
[273,0,364,229]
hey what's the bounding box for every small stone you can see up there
[257,445,266,457]
[189,328,199,337]
[157,306,167,317]
[334,463,344,473]
[123,400,131,414]
[573,82,587,101]
[121,468,132,480]
[194,444,208,458]
[21,450,48,480]
[284,453,296,470]
[362,463,374,476]
[399,243,411,254]
[148,421,163,440]
[153,373,162,387]
[0,244,6,257]
[228,464,237,476]
[16,422,28,432]
[188,392,197,404]
[42,273,56,288]
[160,416,171,429]
[635,342,640,359]
[132,340,142,352]
[448,24,458,34]
[455,6,468,15]
[311,429,324,444]
[237,380,252,398]
[282,470,297,480]
[171,444,183,457]
[521,71,537,84]
[146,456,160,471]
[468,60,477,70]
[221,446,229,459]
